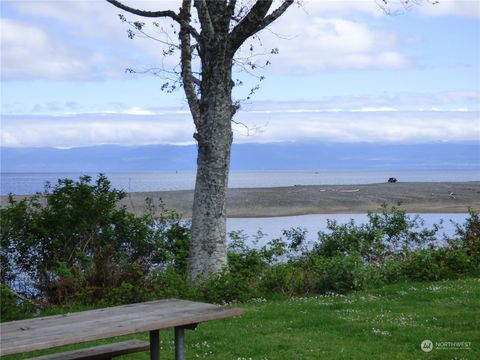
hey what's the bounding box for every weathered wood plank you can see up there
[26,340,150,360]
[1,299,244,356]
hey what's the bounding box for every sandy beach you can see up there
[118,181,480,218]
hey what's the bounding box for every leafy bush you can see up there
[312,252,367,293]
[450,208,480,264]
[0,175,189,305]
[314,204,439,263]
[201,231,290,303]
[0,284,37,322]
[400,247,477,281]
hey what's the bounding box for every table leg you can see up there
[174,326,185,360]
[150,330,160,360]
[174,324,198,360]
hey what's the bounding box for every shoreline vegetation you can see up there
[120,181,480,218]
[2,181,479,218]
[2,174,479,360]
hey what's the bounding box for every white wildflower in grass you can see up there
[359,294,379,302]
[222,300,238,306]
[324,291,345,298]
[395,313,418,327]
[192,341,210,349]
[335,308,362,321]
[195,352,214,359]
[372,328,391,336]
[250,297,267,303]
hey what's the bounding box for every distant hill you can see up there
[1,142,478,172]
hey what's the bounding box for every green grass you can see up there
[5,278,479,360]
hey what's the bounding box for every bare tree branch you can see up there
[377,0,439,15]
[227,0,238,17]
[194,0,215,38]
[228,0,294,54]
[106,0,180,20]
[179,0,201,127]
[121,17,180,49]
[228,0,273,52]
[256,0,294,33]
[107,0,201,40]
[191,75,202,87]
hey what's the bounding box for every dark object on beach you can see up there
[388,177,398,183]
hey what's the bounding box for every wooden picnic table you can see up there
[1,298,244,360]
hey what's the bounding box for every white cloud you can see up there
[8,1,183,74]
[416,0,480,18]
[3,0,413,81]
[119,107,156,115]
[3,0,476,81]
[255,15,411,72]
[0,18,95,80]
[245,91,480,112]
[351,107,397,112]
[0,113,195,148]
[10,1,180,37]
[232,110,479,143]
[303,0,480,19]
[1,109,478,147]
[298,0,383,17]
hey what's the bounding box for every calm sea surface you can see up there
[1,169,478,195]
[227,213,467,245]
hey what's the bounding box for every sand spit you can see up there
[119,182,480,218]
[2,182,478,218]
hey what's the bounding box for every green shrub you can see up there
[376,256,405,283]
[314,204,439,264]
[150,266,195,299]
[441,247,478,276]
[0,175,189,305]
[399,247,477,281]
[313,252,366,293]
[450,208,480,264]
[400,249,445,281]
[200,271,260,304]
[0,284,37,321]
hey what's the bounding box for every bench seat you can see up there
[27,340,150,360]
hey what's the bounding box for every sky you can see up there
[1,0,479,148]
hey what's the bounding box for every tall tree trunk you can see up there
[188,49,234,282]
[105,0,295,283]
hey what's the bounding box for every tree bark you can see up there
[189,109,233,281]
[188,33,235,282]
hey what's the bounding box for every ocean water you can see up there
[227,213,467,246]
[1,169,479,195]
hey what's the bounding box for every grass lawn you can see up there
[5,278,479,360]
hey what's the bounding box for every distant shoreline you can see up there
[2,182,479,218]
[119,181,480,218]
